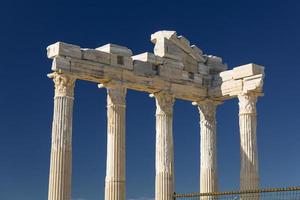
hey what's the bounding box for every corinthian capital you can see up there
[48,72,76,98]
[155,92,175,116]
[197,100,221,123]
[107,86,127,107]
[238,94,258,115]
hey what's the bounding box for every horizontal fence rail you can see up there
[174,187,300,200]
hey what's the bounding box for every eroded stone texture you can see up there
[238,94,260,194]
[154,92,175,200]
[48,72,76,200]
[46,30,265,200]
[105,86,127,200]
[197,100,220,200]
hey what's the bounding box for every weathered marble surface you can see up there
[105,86,127,200]
[238,94,260,192]
[154,92,175,200]
[47,73,75,200]
[46,30,265,200]
[197,100,220,198]
[47,31,264,102]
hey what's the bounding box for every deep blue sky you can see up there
[1,0,300,199]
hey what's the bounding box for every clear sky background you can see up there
[1,0,300,200]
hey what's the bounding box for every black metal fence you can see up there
[174,187,300,200]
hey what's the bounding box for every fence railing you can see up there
[174,186,300,200]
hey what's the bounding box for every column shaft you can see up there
[155,93,175,200]
[238,94,259,191]
[48,73,75,200]
[198,101,218,198]
[105,87,127,200]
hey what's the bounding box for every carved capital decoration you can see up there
[155,92,175,116]
[238,94,257,115]
[50,73,76,98]
[107,87,127,107]
[197,100,220,124]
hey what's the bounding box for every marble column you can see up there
[154,92,175,200]
[105,86,127,200]
[48,73,76,200]
[197,100,219,199]
[238,94,259,191]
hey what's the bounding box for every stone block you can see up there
[154,38,184,61]
[96,43,132,57]
[183,54,198,73]
[110,54,133,70]
[163,58,184,70]
[206,55,227,73]
[189,45,205,62]
[193,73,204,85]
[220,79,243,95]
[82,49,110,64]
[233,63,264,80]
[47,42,81,59]
[198,63,209,75]
[51,56,71,71]
[243,74,264,92]
[158,64,183,80]
[191,45,203,55]
[133,60,157,76]
[211,74,222,87]
[132,52,163,65]
[219,70,233,81]
[151,30,177,43]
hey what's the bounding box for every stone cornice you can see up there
[47,31,264,102]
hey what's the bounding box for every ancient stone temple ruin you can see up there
[46,30,264,200]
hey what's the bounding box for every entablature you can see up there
[47,30,264,102]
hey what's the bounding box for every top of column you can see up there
[238,93,261,115]
[48,72,76,98]
[154,92,175,116]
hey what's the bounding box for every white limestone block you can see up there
[97,43,133,57]
[47,42,81,59]
[151,30,177,43]
[154,38,185,61]
[152,31,191,56]
[52,56,70,71]
[219,70,233,81]
[221,79,243,95]
[233,63,264,80]
[82,49,110,64]
[132,52,163,65]
[133,60,157,76]
[243,74,264,93]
